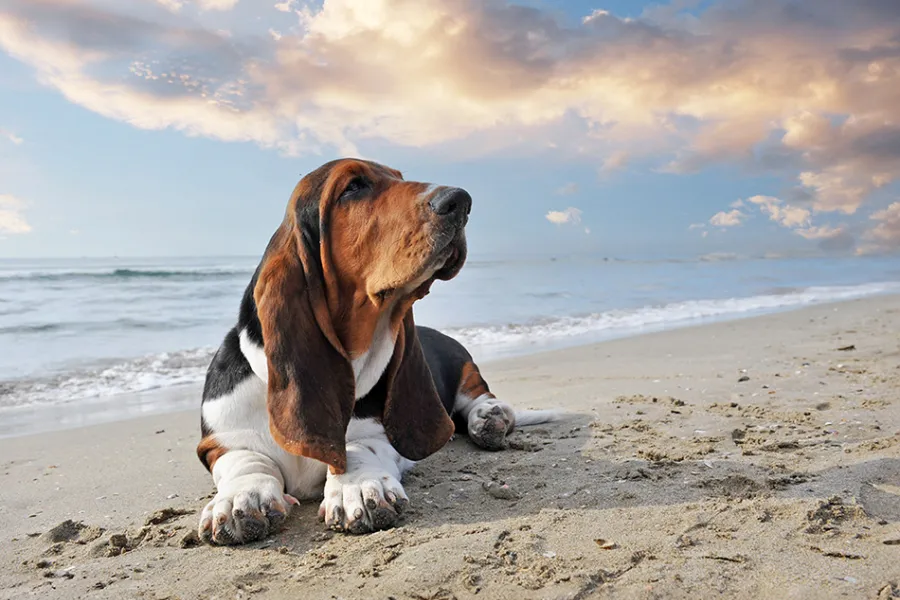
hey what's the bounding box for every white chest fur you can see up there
[239,315,396,400]
[239,329,269,383]
[351,313,396,399]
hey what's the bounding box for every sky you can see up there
[1,0,899,260]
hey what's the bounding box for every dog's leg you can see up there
[455,392,516,450]
[198,447,297,545]
[198,376,319,545]
[319,417,414,534]
[454,361,559,450]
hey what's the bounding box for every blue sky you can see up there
[1,0,899,259]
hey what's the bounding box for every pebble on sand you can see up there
[483,481,519,500]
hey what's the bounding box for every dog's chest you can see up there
[351,316,396,399]
[240,319,395,400]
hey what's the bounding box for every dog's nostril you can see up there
[429,188,472,217]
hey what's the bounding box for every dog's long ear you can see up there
[254,218,355,474]
[380,310,455,460]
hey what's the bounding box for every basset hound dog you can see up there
[195,159,557,544]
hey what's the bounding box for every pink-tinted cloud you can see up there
[709,209,747,227]
[0,194,32,234]
[710,194,851,247]
[1,129,23,145]
[152,0,239,13]
[600,151,630,174]
[748,196,811,229]
[859,201,900,254]
[555,182,579,196]
[546,207,582,226]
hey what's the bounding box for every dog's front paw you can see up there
[468,400,515,450]
[199,474,297,545]
[319,469,408,534]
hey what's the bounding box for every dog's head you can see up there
[252,159,469,473]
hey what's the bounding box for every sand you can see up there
[1,296,899,599]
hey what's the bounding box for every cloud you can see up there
[705,194,852,245]
[199,0,239,9]
[1,129,23,145]
[600,151,629,174]
[554,182,579,196]
[747,195,811,228]
[709,209,747,227]
[0,194,32,234]
[582,9,610,24]
[743,194,852,244]
[153,0,184,11]
[797,169,868,215]
[794,225,845,240]
[859,202,900,254]
[153,0,239,12]
[816,227,856,252]
[0,0,899,236]
[546,207,582,226]
[0,2,288,152]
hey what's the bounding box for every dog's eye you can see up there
[340,177,369,200]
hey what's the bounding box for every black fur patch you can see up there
[201,328,254,437]
[416,325,471,415]
[238,266,263,346]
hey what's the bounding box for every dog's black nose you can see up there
[429,187,472,219]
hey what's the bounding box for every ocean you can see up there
[1,253,899,437]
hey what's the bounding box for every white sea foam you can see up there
[0,347,215,410]
[445,281,900,357]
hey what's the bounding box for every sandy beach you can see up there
[1,295,899,600]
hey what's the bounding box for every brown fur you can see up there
[322,162,436,356]
[457,361,494,401]
[255,225,355,473]
[379,311,455,461]
[196,435,229,472]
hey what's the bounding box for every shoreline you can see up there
[1,293,898,598]
[3,292,899,440]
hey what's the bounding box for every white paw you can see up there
[318,469,409,534]
[468,399,515,450]
[199,474,297,545]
